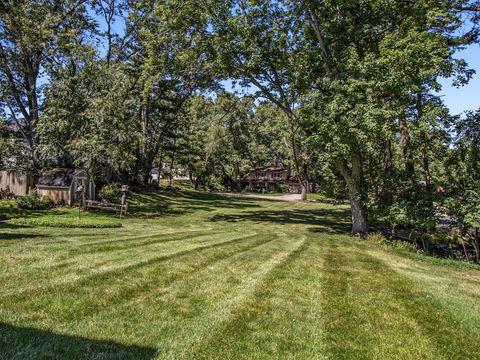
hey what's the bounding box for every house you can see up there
[0,170,36,196]
[245,167,291,192]
[36,169,95,206]
[245,166,314,194]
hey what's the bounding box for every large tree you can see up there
[187,0,468,233]
[0,0,93,169]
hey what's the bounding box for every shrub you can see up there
[384,182,437,234]
[15,190,55,210]
[0,186,15,200]
[365,232,387,244]
[99,183,122,203]
[278,184,289,193]
[165,184,177,192]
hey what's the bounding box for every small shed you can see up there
[37,169,95,206]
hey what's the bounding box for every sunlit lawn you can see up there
[0,191,479,359]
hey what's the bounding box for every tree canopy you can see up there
[1,0,480,246]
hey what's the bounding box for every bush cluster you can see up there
[0,186,15,200]
[99,183,122,203]
[15,190,55,210]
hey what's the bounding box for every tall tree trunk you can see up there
[421,145,431,188]
[25,58,40,169]
[157,150,163,188]
[300,180,308,201]
[288,118,308,201]
[384,140,392,170]
[189,170,196,190]
[399,117,414,176]
[169,141,176,186]
[235,164,242,192]
[142,155,155,185]
[474,228,480,263]
[338,154,368,235]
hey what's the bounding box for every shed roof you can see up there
[37,169,87,188]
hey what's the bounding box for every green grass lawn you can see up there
[1,191,479,359]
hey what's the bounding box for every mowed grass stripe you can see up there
[75,230,221,255]
[0,227,122,248]
[0,227,213,268]
[0,231,259,304]
[0,222,201,250]
[0,229,216,277]
[366,249,480,337]
[86,235,307,357]
[319,239,480,360]
[76,227,211,248]
[55,234,282,324]
[190,233,325,360]
[1,192,480,360]
[157,236,307,358]
[318,240,433,359]
[0,229,222,296]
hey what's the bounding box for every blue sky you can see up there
[438,43,480,115]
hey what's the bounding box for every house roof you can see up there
[37,169,87,188]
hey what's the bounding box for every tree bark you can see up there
[474,228,480,263]
[421,145,431,188]
[189,170,196,190]
[384,140,392,170]
[235,164,242,192]
[399,117,414,176]
[300,180,308,201]
[338,154,368,235]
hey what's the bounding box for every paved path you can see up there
[215,192,302,202]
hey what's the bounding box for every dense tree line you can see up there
[1,1,480,246]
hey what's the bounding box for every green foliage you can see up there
[442,110,480,228]
[387,199,436,230]
[0,0,93,169]
[99,183,122,203]
[15,190,55,210]
[365,232,389,244]
[464,203,480,228]
[278,184,289,193]
[164,184,179,192]
[175,94,290,192]
[386,187,437,230]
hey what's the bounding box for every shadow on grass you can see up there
[0,232,43,241]
[0,323,156,359]
[0,222,23,230]
[0,222,43,241]
[211,208,351,234]
[129,190,260,218]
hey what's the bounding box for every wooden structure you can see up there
[246,167,290,192]
[37,169,95,206]
[245,166,313,194]
[0,170,36,196]
[86,200,128,216]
